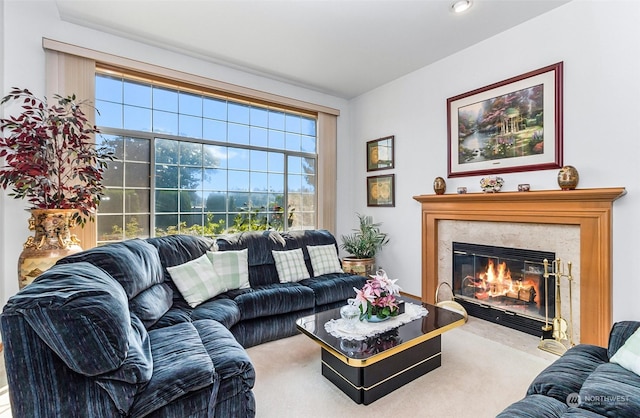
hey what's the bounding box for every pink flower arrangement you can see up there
[353,269,402,321]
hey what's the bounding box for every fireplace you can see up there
[413,188,626,346]
[452,242,555,336]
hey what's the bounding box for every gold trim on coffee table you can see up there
[321,351,441,391]
[297,316,464,367]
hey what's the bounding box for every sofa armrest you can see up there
[527,344,608,403]
[608,321,640,359]
[1,312,123,417]
[3,262,133,376]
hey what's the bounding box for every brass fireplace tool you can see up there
[539,258,575,356]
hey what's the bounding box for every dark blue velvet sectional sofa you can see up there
[498,321,640,417]
[1,229,367,417]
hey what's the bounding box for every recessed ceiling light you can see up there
[451,0,473,14]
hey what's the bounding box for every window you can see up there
[95,73,317,244]
[96,134,151,241]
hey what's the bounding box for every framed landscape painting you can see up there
[447,62,563,177]
[367,174,395,207]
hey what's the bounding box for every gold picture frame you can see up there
[367,136,394,172]
[367,174,395,207]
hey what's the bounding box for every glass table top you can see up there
[296,296,465,366]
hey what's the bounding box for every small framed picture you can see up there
[367,174,395,207]
[367,135,395,171]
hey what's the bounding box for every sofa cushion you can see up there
[207,249,250,290]
[167,253,227,308]
[577,362,640,417]
[147,234,216,265]
[5,262,132,376]
[230,309,314,348]
[95,315,154,414]
[57,239,164,299]
[272,248,310,283]
[193,320,255,401]
[300,273,368,306]
[496,393,568,418]
[129,322,215,417]
[217,231,287,267]
[610,326,640,375]
[129,283,173,328]
[527,344,609,403]
[307,244,343,276]
[149,303,193,330]
[146,234,215,274]
[233,283,315,321]
[192,297,241,329]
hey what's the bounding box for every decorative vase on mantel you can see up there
[557,165,579,190]
[433,177,446,195]
[17,209,83,289]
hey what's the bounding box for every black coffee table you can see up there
[295,296,465,404]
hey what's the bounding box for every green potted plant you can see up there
[340,213,389,277]
[0,87,113,287]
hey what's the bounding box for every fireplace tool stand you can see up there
[538,258,574,356]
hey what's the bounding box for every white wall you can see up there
[0,0,5,308]
[347,0,640,322]
[0,0,351,307]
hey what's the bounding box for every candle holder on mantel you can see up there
[539,258,575,356]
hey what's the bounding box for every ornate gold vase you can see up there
[557,165,579,190]
[17,209,83,288]
[433,177,446,195]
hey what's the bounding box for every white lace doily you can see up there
[324,302,428,341]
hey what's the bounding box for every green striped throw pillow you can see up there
[307,244,344,276]
[207,249,250,291]
[167,253,225,308]
[272,248,310,283]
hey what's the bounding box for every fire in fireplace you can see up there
[452,242,555,336]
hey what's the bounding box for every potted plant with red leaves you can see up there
[0,87,113,287]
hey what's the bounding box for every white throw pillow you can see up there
[207,249,250,291]
[307,244,344,276]
[166,253,226,308]
[610,327,640,375]
[272,248,310,283]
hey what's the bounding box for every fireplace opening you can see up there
[452,242,556,337]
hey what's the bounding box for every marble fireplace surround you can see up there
[439,221,581,342]
[413,188,626,347]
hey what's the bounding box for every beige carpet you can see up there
[247,320,556,418]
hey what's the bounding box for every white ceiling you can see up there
[55,0,571,99]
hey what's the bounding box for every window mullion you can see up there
[150,137,157,237]
[283,154,289,232]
